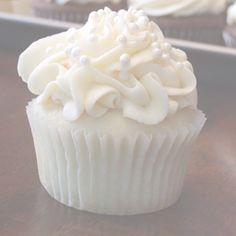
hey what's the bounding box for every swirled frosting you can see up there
[129,0,227,17]
[18,8,197,125]
[227,2,236,25]
[53,0,121,5]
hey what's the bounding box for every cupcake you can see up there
[12,0,32,16]
[128,0,228,45]
[32,0,127,23]
[18,8,205,215]
[0,0,13,13]
[223,2,236,47]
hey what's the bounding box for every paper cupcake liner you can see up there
[27,104,205,215]
[223,30,236,48]
[151,15,225,45]
[161,28,224,45]
[33,7,89,24]
[33,0,127,24]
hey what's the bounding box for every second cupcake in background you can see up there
[223,2,236,47]
[129,0,228,45]
[18,8,205,215]
[32,0,127,23]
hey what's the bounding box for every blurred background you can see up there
[0,0,236,47]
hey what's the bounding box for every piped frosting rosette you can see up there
[18,7,197,125]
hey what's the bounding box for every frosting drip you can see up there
[227,2,236,25]
[129,0,227,17]
[18,8,197,125]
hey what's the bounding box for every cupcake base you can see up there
[32,0,127,23]
[151,14,225,45]
[27,101,205,215]
[223,26,236,47]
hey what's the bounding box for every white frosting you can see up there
[129,0,227,17]
[227,2,236,25]
[53,0,121,5]
[18,8,197,125]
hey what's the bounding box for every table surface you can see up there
[0,51,236,236]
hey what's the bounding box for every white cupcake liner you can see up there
[27,103,205,215]
[223,30,236,48]
[33,8,89,24]
[33,0,127,24]
[161,28,224,45]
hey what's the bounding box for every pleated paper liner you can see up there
[151,14,226,45]
[223,26,236,48]
[27,101,206,215]
[32,0,127,24]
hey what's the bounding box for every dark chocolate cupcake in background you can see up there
[223,2,236,47]
[33,0,127,23]
[128,0,228,45]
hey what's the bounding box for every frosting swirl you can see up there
[129,0,227,17]
[18,8,197,125]
[227,2,236,25]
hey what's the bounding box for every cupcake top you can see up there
[129,0,228,17]
[18,8,197,125]
[227,2,236,25]
[52,0,121,5]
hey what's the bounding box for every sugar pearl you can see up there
[64,46,73,55]
[117,35,127,45]
[153,48,162,58]
[46,47,53,54]
[120,54,130,67]
[151,42,160,49]
[163,42,171,51]
[130,23,139,32]
[138,16,149,29]
[176,62,184,69]
[71,47,81,58]
[80,55,90,66]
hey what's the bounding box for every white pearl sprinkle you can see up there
[162,53,169,60]
[151,33,157,41]
[71,47,81,58]
[151,42,159,49]
[80,55,90,66]
[120,54,130,67]
[130,23,139,32]
[163,42,171,51]
[117,35,127,45]
[137,16,149,29]
[153,48,162,58]
[64,46,73,55]
[46,47,53,54]
[176,62,184,69]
